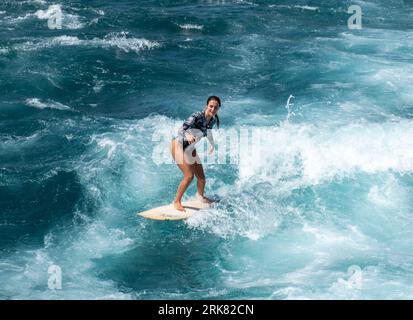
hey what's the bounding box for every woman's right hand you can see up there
[185,133,196,144]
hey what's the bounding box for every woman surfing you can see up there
[170,96,221,211]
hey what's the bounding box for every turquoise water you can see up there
[1,0,413,299]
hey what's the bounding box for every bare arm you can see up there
[207,129,214,154]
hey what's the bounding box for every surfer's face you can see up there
[205,100,220,118]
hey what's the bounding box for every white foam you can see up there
[302,223,371,251]
[3,5,84,29]
[93,80,105,93]
[63,15,85,30]
[179,24,204,30]
[368,185,396,208]
[95,32,160,53]
[186,191,281,240]
[83,115,174,206]
[0,245,133,299]
[25,0,47,4]
[71,219,134,259]
[36,5,85,29]
[91,9,105,16]
[294,5,319,11]
[236,120,413,186]
[234,0,257,5]
[367,175,410,214]
[25,98,72,111]
[0,47,9,55]
[15,33,160,54]
[35,6,58,20]
[3,13,33,24]
[270,4,319,11]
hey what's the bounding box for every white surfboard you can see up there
[137,200,211,221]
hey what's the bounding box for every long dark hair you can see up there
[206,95,221,129]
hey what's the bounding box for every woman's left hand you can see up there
[209,145,214,155]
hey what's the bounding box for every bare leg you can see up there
[192,150,213,204]
[170,139,194,211]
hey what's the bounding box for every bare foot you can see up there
[173,201,186,211]
[196,194,214,204]
[203,197,214,204]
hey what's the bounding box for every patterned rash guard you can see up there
[175,111,217,150]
